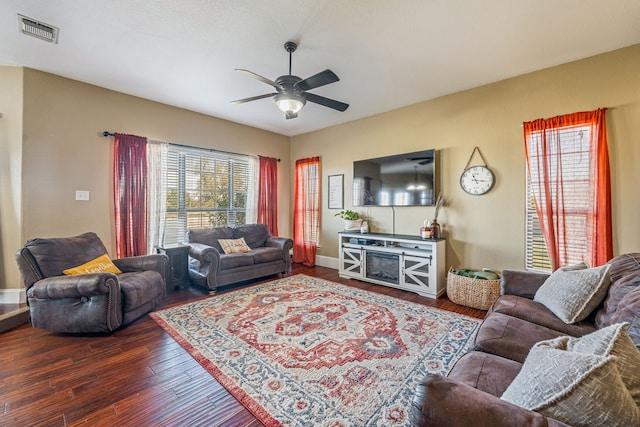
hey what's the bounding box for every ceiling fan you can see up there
[231,41,349,120]
[407,156,434,165]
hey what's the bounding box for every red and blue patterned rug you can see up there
[151,274,480,426]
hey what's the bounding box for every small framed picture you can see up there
[328,174,344,209]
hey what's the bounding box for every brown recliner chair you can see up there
[15,232,168,333]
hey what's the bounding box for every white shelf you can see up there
[338,232,446,298]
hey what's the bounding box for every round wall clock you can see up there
[460,165,495,195]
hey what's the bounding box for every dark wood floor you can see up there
[0,265,486,427]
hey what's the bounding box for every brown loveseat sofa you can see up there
[186,224,293,293]
[411,253,640,426]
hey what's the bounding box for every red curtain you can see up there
[258,156,279,235]
[113,133,148,258]
[292,157,320,266]
[523,108,612,270]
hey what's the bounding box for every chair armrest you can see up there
[500,270,550,299]
[411,374,570,427]
[29,274,120,299]
[114,254,168,276]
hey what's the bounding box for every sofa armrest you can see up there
[185,242,222,291]
[114,254,168,276]
[186,242,221,264]
[411,374,570,427]
[29,274,120,299]
[265,236,293,251]
[500,270,550,299]
[265,236,293,272]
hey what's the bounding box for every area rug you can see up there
[150,274,481,426]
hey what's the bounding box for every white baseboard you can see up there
[316,255,339,270]
[0,288,27,304]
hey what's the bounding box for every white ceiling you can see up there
[2,1,640,137]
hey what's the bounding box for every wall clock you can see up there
[460,165,494,195]
[460,147,495,195]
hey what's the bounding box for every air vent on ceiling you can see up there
[18,14,59,44]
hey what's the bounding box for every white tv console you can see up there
[338,232,446,299]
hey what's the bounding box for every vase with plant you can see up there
[335,210,363,231]
[427,194,444,239]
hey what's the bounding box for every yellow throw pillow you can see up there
[63,253,122,275]
[218,237,252,254]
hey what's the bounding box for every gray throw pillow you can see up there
[565,322,640,406]
[501,338,640,427]
[534,263,611,323]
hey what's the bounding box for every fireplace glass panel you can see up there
[365,251,400,285]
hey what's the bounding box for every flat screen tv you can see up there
[353,149,436,207]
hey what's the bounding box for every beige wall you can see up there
[0,68,24,295]
[2,68,290,291]
[2,44,639,294]
[291,44,640,271]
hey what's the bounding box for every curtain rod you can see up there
[102,131,280,162]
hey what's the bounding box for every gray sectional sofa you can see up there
[411,253,640,426]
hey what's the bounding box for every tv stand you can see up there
[338,232,446,298]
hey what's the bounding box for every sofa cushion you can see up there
[595,253,640,348]
[600,288,640,350]
[188,227,234,253]
[490,295,597,337]
[252,247,284,264]
[447,351,522,398]
[219,252,254,270]
[233,224,269,248]
[218,237,252,254]
[534,264,611,324]
[472,312,568,363]
[501,335,640,427]
[23,232,110,279]
[119,270,165,312]
[63,253,122,275]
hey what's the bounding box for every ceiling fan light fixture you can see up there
[274,93,305,114]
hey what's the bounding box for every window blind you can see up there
[163,145,251,245]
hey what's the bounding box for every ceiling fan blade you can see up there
[286,111,298,120]
[295,69,339,91]
[235,69,281,89]
[304,92,349,112]
[230,93,277,104]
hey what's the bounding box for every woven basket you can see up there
[446,267,501,310]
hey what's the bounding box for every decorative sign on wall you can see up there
[328,174,344,209]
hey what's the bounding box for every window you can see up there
[162,145,255,245]
[524,109,612,271]
[292,157,320,266]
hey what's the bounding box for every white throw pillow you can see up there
[565,322,640,406]
[534,263,611,323]
[501,337,640,427]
